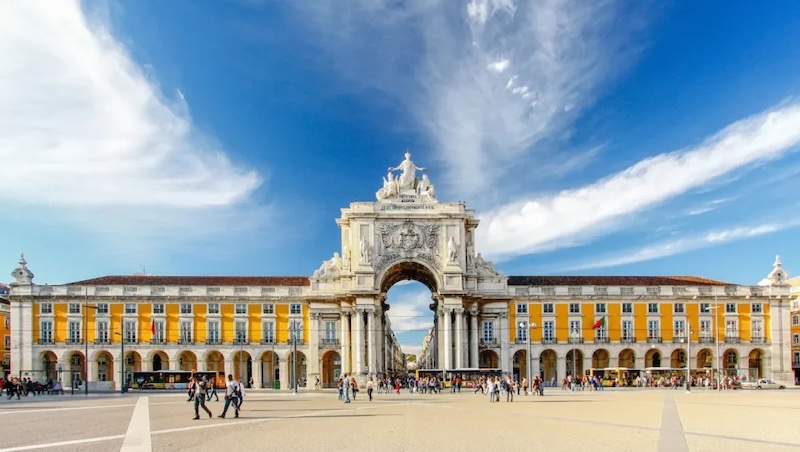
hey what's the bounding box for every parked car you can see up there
[741,379,786,390]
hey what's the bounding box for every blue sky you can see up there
[3,1,800,354]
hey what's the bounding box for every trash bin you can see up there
[274,381,280,390]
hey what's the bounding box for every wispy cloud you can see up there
[0,2,261,210]
[385,288,435,335]
[564,219,800,271]
[290,0,642,198]
[478,101,800,260]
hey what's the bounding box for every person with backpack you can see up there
[191,376,212,420]
[218,374,240,419]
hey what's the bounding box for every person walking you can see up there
[367,377,374,401]
[235,377,246,410]
[218,375,240,419]
[192,376,212,420]
[342,374,351,403]
[206,377,219,401]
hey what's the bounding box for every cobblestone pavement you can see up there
[1,388,799,452]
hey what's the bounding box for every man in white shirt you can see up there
[217,374,240,419]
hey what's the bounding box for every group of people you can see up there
[1,377,62,399]
[473,375,546,402]
[186,374,246,420]
[561,374,606,391]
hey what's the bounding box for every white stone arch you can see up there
[376,258,442,295]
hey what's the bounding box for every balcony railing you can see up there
[124,338,139,345]
[233,339,250,345]
[260,338,276,345]
[594,337,610,344]
[515,338,529,344]
[647,337,663,344]
[178,339,195,345]
[150,338,165,345]
[620,338,637,344]
[699,337,714,344]
[724,337,741,344]
[541,338,557,344]
[321,338,340,346]
[94,339,110,345]
[66,338,82,345]
[567,337,584,344]
[479,338,498,346]
[672,337,687,344]
[205,339,221,345]
[38,339,54,345]
[750,338,768,344]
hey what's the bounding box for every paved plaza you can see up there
[1,388,799,452]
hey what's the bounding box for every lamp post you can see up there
[238,330,245,387]
[114,321,126,394]
[82,288,98,396]
[289,320,299,395]
[569,328,580,380]
[685,328,693,392]
[518,321,536,387]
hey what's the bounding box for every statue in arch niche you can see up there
[447,236,457,263]
[360,236,372,265]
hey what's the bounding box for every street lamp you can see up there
[707,302,722,392]
[289,320,299,395]
[82,287,99,396]
[518,321,536,387]
[114,321,127,394]
[684,328,693,392]
[237,329,245,387]
[569,328,580,380]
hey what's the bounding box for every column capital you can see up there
[453,307,465,315]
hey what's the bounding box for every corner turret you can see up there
[10,253,34,286]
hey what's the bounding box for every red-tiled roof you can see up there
[507,276,730,286]
[67,275,310,286]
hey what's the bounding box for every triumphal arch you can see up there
[309,152,509,377]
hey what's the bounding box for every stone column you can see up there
[278,356,288,390]
[308,313,321,384]
[454,308,464,369]
[376,311,385,372]
[470,310,479,368]
[367,308,376,375]
[353,309,364,374]
[340,311,350,375]
[557,356,567,382]
[499,313,510,373]
[252,361,262,389]
[224,360,234,376]
[443,307,452,371]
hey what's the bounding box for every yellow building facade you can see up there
[789,276,800,383]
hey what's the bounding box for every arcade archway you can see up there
[566,349,584,377]
[260,351,278,388]
[592,349,609,368]
[540,349,557,382]
[748,349,764,378]
[618,349,635,368]
[321,350,341,388]
[645,349,662,367]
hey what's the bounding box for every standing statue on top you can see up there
[388,151,427,190]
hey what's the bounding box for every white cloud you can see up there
[291,0,640,199]
[478,101,800,260]
[487,58,510,73]
[0,2,261,209]
[564,219,800,271]
[385,289,435,334]
[399,344,422,357]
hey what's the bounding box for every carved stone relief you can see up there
[375,220,440,271]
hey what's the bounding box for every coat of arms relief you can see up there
[375,220,440,271]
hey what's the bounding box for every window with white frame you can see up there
[726,350,737,364]
[569,303,580,314]
[207,303,219,315]
[751,320,763,340]
[482,321,494,342]
[647,320,660,339]
[235,303,247,315]
[152,321,165,342]
[673,303,684,314]
[97,321,109,342]
[262,304,274,315]
[3,335,9,349]
[290,304,302,315]
[517,323,528,341]
[543,321,554,341]
[68,321,81,342]
[647,303,659,314]
[207,321,220,343]
[595,303,606,314]
[235,321,247,342]
[234,287,248,294]
[124,303,136,314]
[700,303,711,313]
[569,320,581,336]
[621,303,632,314]
[153,303,164,314]
[725,320,738,338]
[543,303,554,314]
[725,303,736,314]
[700,320,711,338]
[180,321,193,342]
[794,351,800,366]
[622,320,633,341]
[324,321,337,344]
[751,303,762,314]
[792,315,799,326]
[124,320,137,343]
[69,303,80,314]
[516,303,528,314]
[40,321,53,343]
[793,334,800,345]
[674,320,685,339]
[40,303,53,314]
[595,321,607,340]
[262,321,275,343]
[180,304,192,315]
[96,303,109,314]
